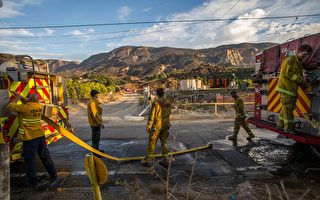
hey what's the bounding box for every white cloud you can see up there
[261,22,320,43]
[68,29,95,36]
[66,29,97,48]
[217,8,267,44]
[0,0,41,18]
[0,2,23,18]
[69,29,85,36]
[0,40,45,51]
[0,29,34,37]
[117,6,131,21]
[1,0,319,61]
[19,52,63,58]
[113,0,320,49]
[0,28,55,38]
[142,7,151,13]
[43,28,54,36]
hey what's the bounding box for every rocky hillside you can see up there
[49,43,276,78]
[46,59,80,73]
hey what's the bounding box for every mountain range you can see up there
[47,42,276,78]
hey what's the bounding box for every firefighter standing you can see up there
[142,88,172,167]
[276,44,313,133]
[228,90,255,142]
[87,90,104,151]
[8,93,57,187]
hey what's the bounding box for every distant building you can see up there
[208,78,230,88]
[143,86,150,96]
[180,79,202,90]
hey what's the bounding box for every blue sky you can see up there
[0,0,319,61]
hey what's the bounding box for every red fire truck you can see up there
[0,53,71,161]
[248,32,320,145]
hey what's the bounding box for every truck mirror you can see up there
[7,71,19,81]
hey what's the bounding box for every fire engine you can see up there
[248,32,320,145]
[0,53,71,161]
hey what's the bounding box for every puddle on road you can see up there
[241,139,291,171]
[223,126,310,171]
[208,135,302,171]
[243,139,320,171]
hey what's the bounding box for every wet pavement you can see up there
[10,94,320,199]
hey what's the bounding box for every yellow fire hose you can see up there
[84,153,108,200]
[41,115,212,162]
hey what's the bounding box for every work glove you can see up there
[17,133,24,141]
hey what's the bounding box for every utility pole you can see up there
[0,89,10,200]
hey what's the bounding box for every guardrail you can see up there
[174,102,255,116]
[212,102,254,116]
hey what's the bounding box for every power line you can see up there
[0,22,195,39]
[222,0,241,18]
[1,20,315,45]
[293,7,303,24]
[0,29,139,39]
[1,23,203,45]
[1,13,320,30]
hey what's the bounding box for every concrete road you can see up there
[11,94,320,200]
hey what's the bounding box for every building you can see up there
[179,79,203,90]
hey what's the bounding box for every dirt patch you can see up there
[67,92,122,105]
[99,92,122,103]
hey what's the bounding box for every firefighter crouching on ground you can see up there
[8,93,57,187]
[276,44,313,134]
[142,88,172,167]
[228,90,255,142]
[87,89,104,153]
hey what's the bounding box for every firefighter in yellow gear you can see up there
[276,44,312,133]
[87,90,104,152]
[228,90,255,142]
[7,93,57,187]
[142,88,172,167]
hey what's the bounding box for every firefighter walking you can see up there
[142,88,172,167]
[276,44,312,133]
[8,93,57,187]
[228,90,255,142]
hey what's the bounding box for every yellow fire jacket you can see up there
[235,97,246,119]
[8,102,44,141]
[147,97,172,130]
[158,97,172,129]
[276,55,305,96]
[87,98,103,126]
